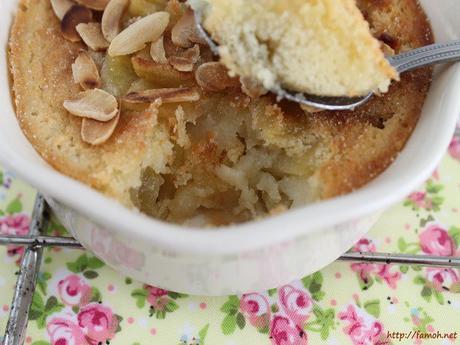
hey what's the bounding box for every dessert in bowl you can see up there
[0,0,459,295]
[8,0,429,225]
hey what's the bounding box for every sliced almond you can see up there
[168,44,200,72]
[72,50,101,90]
[123,87,200,104]
[171,9,207,48]
[61,5,93,42]
[165,0,186,29]
[240,77,268,98]
[64,89,118,121]
[81,112,120,145]
[76,22,110,51]
[101,0,130,42]
[168,57,194,72]
[74,0,109,10]
[108,11,170,57]
[51,0,75,20]
[150,36,168,64]
[195,62,240,92]
[131,54,196,87]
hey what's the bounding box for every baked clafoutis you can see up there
[9,0,433,226]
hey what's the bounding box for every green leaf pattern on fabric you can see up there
[0,138,459,344]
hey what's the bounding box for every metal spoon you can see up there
[195,12,460,111]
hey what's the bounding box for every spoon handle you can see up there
[388,40,460,73]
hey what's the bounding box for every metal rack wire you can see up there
[1,195,460,345]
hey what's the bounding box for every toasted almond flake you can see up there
[108,11,170,57]
[131,54,196,86]
[150,36,168,64]
[123,87,200,104]
[171,9,207,48]
[76,23,110,51]
[195,62,240,92]
[102,0,130,42]
[72,50,101,90]
[81,112,120,145]
[64,89,118,121]
[240,76,268,98]
[168,56,194,72]
[168,44,200,72]
[61,5,93,42]
[51,0,75,20]
[74,0,109,10]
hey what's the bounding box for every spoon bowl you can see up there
[195,10,460,111]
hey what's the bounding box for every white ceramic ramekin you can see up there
[1,0,459,296]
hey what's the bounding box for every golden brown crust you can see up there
[9,0,158,205]
[9,0,434,222]
[316,0,434,198]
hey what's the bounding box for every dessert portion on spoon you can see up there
[189,0,398,101]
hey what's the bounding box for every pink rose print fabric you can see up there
[218,281,322,344]
[339,304,386,345]
[47,304,119,345]
[39,271,121,345]
[279,286,312,327]
[425,268,460,292]
[407,192,432,210]
[240,293,271,331]
[58,275,92,307]
[146,286,170,311]
[0,213,30,259]
[47,316,87,345]
[268,284,312,345]
[78,303,119,344]
[1,132,459,345]
[351,239,402,289]
[270,316,307,345]
[449,137,460,161]
[419,225,457,256]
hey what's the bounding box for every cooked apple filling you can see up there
[10,0,433,226]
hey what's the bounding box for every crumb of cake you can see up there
[10,0,433,226]
[191,0,398,97]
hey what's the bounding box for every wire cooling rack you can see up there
[1,195,460,345]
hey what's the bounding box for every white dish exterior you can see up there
[1,0,459,296]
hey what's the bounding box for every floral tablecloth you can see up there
[0,134,459,345]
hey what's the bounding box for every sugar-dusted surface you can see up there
[10,0,434,226]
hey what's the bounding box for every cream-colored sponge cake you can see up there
[192,0,399,97]
[9,0,432,226]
